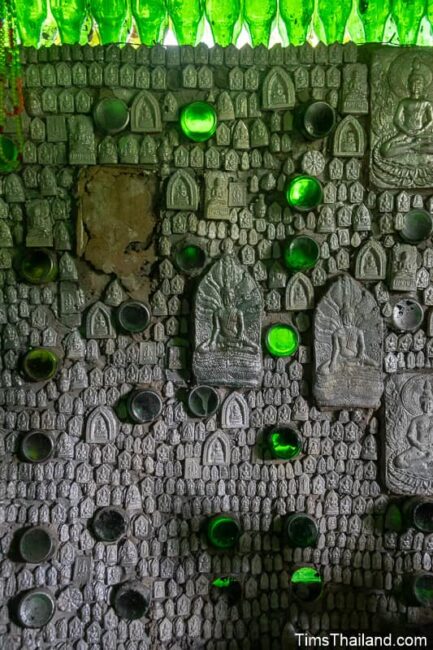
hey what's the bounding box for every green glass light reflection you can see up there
[285,175,323,211]
[180,101,217,142]
[291,566,323,603]
[175,243,206,273]
[268,427,302,460]
[206,514,241,549]
[266,324,299,357]
[283,236,320,271]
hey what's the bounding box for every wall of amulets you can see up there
[2,42,433,649]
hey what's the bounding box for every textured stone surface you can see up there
[2,43,433,650]
[77,166,157,294]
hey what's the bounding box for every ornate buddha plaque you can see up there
[193,255,263,387]
[385,373,433,495]
[314,275,383,409]
[371,50,433,188]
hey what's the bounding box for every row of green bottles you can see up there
[14,0,433,46]
[206,512,318,549]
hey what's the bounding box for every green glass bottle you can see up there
[0,137,20,174]
[132,0,168,46]
[15,0,48,47]
[283,236,320,271]
[285,514,318,548]
[167,0,204,46]
[92,507,128,542]
[266,324,299,357]
[243,0,277,46]
[21,348,60,382]
[206,514,241,549]
[90,0,129,44]
[285,177,323,212]
[318,0,352,43]
[205,0,241,46]
[358,0,390,42]
[20,431,55,463]
[19,527,56,564]
[175,243,206,274]
[267,427,302,460]
[113,582,151,619]
[295,101,336,140]
[291,566,323,602]
[402,498,433,533]
[17,249,57,285]
[279,0,314,46]
[180,102,217,142]
[16,588,56,628]
[404,573,433,607]
[50,0,87,44]
[391,0,424,44]
[117,301,151,333]
[211,577,242,603]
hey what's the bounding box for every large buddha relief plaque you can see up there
[371,49,433,188]
[385,374,433,495]
[193,255,263,387]
[314,275,383,409]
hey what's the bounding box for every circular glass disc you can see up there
[401,209,433,243]
[188,385,220,417]
[392,299,424,332]
[291,567,323,603]
[285,176,323,211]
[266,324,299,357]
[283,236,320,271]
[127,389,162,423]
[22,348,59,382]
[117,301,150,333]
[21,431,54,463]
[19,528,55,564]
[180,102,217,142]
[17,589,56,628]
[94,97,130,134]
[303,101,336,139]
[19,249,57,284]
[207,515,241,550]
[286,514,318,548]
[92,507,128,542]
[268,427,302,460]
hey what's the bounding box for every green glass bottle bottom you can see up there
[291,567,323,603]
[175,243,206,273]
[20,431,54,463]
[18,249,57,285]
[127,389,163,423]
[22,348,60,382]
[283,236,320,271]
[400,209,433,243]
[268,427,302,460]
[19,527,55,564]
[211,577,242,604]
[92,507,128,543]
[17,589,56,628]
[207,514,241,549]
[299,101,336,139]
[414,573,433,607]
[266,324,299,357]
[412,501,433,533]
[113,582,151,620]
[286,176,323,211]
[117,301,150,333]
[180,102,217,142]
[286,514,318,548]
[94,97,130,134]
